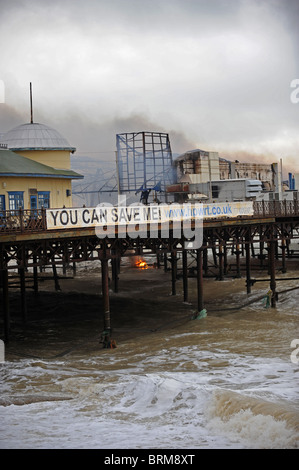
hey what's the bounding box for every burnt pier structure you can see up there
[1,200,299,343]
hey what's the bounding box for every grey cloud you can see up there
[0,0,298,170]
[52,111,197,158]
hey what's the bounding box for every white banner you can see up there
[46,201,253,230]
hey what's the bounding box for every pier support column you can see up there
[218,244,224,281]
[259,240,265,267]
[171,251,177,296]
[223,246,228,276]
[62,245,68,275]
[275,238,279,260]
[269,239,277,308]
[2,269,10,343]
[197,248,204,313]
[182,249,188,302]
[235,242,241,278]
[245,232,252,294]
[19,267,27,323]
[156,253,161,269]
[101,257,111,336]
[111,252,119,293]
[18,246,27,322]
[52,260,61,291]
[33,254,38,296]
[281,238,287,273]
[212,247,218,267]
[72,262,77,277]
[164,253,168,272]
[203,242,208,277]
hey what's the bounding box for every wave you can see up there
[206,390,299,449]
[0,395,73,406]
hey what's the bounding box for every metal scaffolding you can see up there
[116,131,174,202]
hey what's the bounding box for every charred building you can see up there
[167,148,289,203]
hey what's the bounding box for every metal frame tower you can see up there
[116,131,174,202]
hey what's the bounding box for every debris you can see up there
[192,308,207,320]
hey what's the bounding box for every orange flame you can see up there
[135,259,148,269]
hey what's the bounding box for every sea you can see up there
[0,254,298,451]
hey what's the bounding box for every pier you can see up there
[1,199,299,343]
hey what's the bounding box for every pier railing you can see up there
[253,199,299,218]
[0,208,46,233]
[0,201,298,234]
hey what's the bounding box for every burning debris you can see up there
[135,259,148,269]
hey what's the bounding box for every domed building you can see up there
[2,122,76,169]
[0,121,83,212]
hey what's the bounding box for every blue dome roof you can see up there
[1,122,76,152]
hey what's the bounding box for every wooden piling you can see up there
[2,269,10,343]
[182,249,188,302]
[218,244,224,281]
[72,262,77,276]
[281,238,286,273]
[269,239,277,308]
[197,248,204,312]
[235,242,241,278]
[259,241,265,267]
[203,242,208,276]
[212,247,218,267]
[164,253,168,272]
[171,251,177,296]
[33,254,38,296]
[101,257,111,335]
[156,253,161,269]
[245,232,251,294]
[52,262,61,291]
[224,246,228,275]
[19,267,27,323]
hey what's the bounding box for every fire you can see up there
[135,259,148,269]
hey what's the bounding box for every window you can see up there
[38,191,50,208]
[212,185,219,199]
[0,195,5,212]
[8,192,24,211]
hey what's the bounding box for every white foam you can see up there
[1,295,298,449]
[206,390,298,449]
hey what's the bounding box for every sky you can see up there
[0,0,298,173]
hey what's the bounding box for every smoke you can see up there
[1,0,298,171]
[37,110,197,158]
[218,150,297,178]
[1,101,297,182]
[220,150,278,165]
[0,103,27,133]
